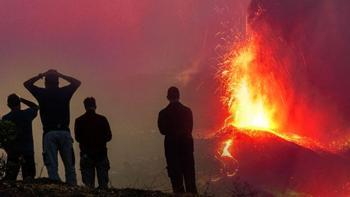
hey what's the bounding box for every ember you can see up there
[219,33,282,132]
[215,28,321,177]
[210,1,350,195]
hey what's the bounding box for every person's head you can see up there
[45,73,59,89]
[84,97,97,112]
[167,86,180,102]
[7,94,21,110]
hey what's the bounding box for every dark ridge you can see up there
[0,178,174,197]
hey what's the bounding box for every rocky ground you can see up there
[0,178,177,197]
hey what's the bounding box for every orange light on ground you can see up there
[221,139,233,158]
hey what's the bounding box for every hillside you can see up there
[0,179,173,197]
[196,127,350,196]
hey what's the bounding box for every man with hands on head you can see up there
[3,94,39,181]
[24,69,81,185]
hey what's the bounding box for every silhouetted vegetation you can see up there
[0,120,17,148]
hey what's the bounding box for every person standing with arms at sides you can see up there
[158,87,198,194]
[24,69,81,185]
[74,97,112,189]
[3,94,39,181]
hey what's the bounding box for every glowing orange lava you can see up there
[220,33,279,132]
[216,31,323,174]
[221,139,233,158]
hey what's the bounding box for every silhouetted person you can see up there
[2,94,39,181]
[24,69,81,185]
[158,87,198,194]
[74,97,112,189]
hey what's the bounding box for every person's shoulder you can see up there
[21,108,37,120]
[57,86,73,95]
[36,87,45,90]
[60,85,70,90]
[75,114,86,122]
[61,84,78,92]
[180,103,192,111]
[2,112,12,120]
[33,87,45,94]
[59,86,72,93]
[159,106,169,114]
[23,108,37,113]
[22,108,33,115]
[32,87,48,98]
[96,113,108,121]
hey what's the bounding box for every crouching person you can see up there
[74,97,112,189]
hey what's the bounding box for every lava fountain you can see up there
[215,29,323,178]
[220,33,278,131]
[209,2,350,195]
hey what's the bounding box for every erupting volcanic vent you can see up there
[216,30,317,161]
[220,33,279,132]
[207,1,350,196]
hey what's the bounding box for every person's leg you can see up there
[165,143,185,193]
[169,173,185,193]
[43,132,60,181]
[57,131,77,185]
[183,151,198,194]
[21,154,36,180]
[96,156,110,189]
[4,154,20,181]
[80,153,95,188]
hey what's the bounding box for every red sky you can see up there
[2,0,350,192]
[0,0,249,131]
[0,0,250,188]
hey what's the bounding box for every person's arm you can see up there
[57,71,81,89]
[23,73,44,97]
[185,108,193,135]
[20,98,39,111]
[158,111,167,135]
[103,117,112,142]
[74,119,81,143]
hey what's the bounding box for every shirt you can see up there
[26,85,78,134]
[158,102,193,138]
[158,102,194,152]
[74,111,112,160]
[3,108,38,155]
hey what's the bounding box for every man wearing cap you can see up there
[24,69,81,185]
